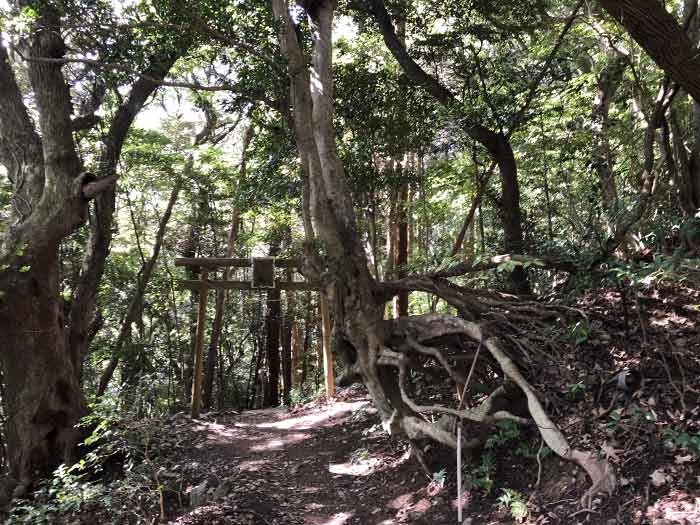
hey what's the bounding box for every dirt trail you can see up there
[171,394,441,525]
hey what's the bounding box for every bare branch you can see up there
[191,18,286,76]
[431,254,578,278]
[507,0,586,135]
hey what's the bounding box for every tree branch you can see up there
[68,45,190,369]
[24,7,82,188]
[599,0,700,104]
[0,42,44,217]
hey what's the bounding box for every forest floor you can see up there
[147,282,700,525]
[17,282,700,525]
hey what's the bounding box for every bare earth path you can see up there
[169,392,443,525]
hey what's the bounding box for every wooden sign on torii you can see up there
[175,257,334,418]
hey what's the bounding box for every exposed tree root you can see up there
[378,313,617,506]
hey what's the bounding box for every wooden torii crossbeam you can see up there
[175,257,333,417]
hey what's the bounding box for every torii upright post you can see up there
[191,269,209,418]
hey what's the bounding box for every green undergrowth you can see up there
[8,396,164,524]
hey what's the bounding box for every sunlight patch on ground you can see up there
[328,457,382,476]
[256,401,368,430]
[193,422,237,438]
[312,511,354,525]
[645,490,700,522]
[249,431,311,452]
[237,459,272,472]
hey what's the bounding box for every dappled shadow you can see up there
[188,400,369,457]
[181,398,447,524]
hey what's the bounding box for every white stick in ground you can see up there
[457,423,462,523]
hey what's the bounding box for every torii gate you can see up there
[175,257,334,417]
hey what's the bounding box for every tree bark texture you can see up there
[0,8,186,494]
[600,0,700,105]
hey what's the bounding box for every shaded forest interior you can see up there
[1,0,700,523]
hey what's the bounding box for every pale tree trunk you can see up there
[0,10,185,497]
[272,0,399,422]
[96,179,182,396]
[272,0,616,503]
[202,123,255,409]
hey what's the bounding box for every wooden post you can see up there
[291,323,302,387]
[319,293,334,399]
[191,269,209,418]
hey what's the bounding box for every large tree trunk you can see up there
[0,7,186,496]
[0,258,87,500]
[599,0,700,105]
[0,15,89,498]
[272,0,616,504]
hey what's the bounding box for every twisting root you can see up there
[383,313,617,507]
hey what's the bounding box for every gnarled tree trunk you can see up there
[0,8,186,498]
[272,0,616,504]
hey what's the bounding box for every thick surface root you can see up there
[380,313,617,506]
